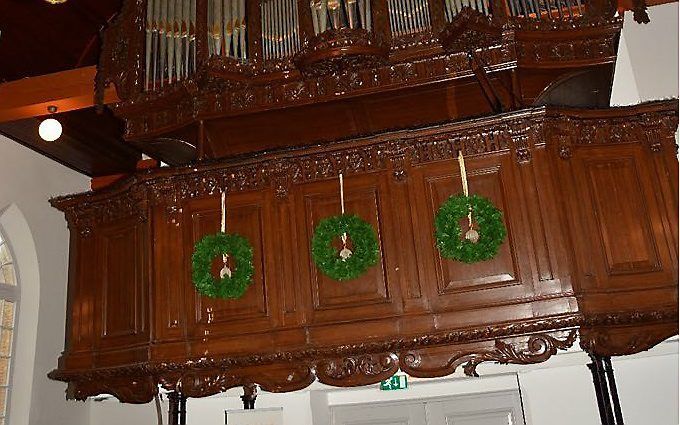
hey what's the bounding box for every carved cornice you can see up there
[50,101,678,226]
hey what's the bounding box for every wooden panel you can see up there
[586,158,661,275]
[153,206,186,341]
[96,219,148,349]
[411,153,534,314]
[567,144,677,293]
[297,174,401,324]
[183,191,277,340]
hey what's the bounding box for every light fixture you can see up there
[44,0,68,4]
[38,106,63,142]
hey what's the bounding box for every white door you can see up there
[426,391,524,425]
[330,391,525,425]
[332,402,427,425]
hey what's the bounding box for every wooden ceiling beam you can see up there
[0,66,119,123]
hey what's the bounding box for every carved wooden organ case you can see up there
[50,0,678,404]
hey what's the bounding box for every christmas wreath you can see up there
[434,194,507,263]
[311,214,380,281]
[191,232,255,299]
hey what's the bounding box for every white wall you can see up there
[0,135,90,425]
[611,3,679,105]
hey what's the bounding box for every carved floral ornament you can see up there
[49,308,677,402]
[51,104,678,232]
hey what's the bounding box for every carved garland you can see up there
[51,105,678,233]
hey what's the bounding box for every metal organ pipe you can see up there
[261,0,301,61]
[387,0,431,37]
[309,0,372,35]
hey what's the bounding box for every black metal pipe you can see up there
[604,357,625,424]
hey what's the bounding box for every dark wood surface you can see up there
[48,100,679,403]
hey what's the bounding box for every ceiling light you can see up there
[44,0,68,4]
[38,106,63,142]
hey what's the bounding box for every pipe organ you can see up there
[139,0,597,93]
[261,0,301,60]
[388,0,432,36]
[208,0,248,60]
[145,0,197,90]
[310,0,373,35]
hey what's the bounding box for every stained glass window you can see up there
[0,229,17,425]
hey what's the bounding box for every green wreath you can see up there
[311,214,380,281]
[191,232,255,299]
[434,194,507,263]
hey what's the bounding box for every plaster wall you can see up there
[0,135,90,425]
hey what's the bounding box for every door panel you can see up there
[427,391,524,425]
[331,391,524,425]
[332,403,427,425]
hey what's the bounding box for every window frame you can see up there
[0,226,20,425]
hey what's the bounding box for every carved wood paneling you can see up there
[297,174,401,324]
[183,191,278,340]
[95,219,149,350]
[49,102,679,402]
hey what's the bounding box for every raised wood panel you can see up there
[411,153,535,314]
[570,145,676,293]
[297,174,401,324]
[96,220,148,349]
[67,232,96,353]
[183,192,278,340]
[586,158,661,274]
[153,207,186,341]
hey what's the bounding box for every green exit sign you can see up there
[380,374,408,391]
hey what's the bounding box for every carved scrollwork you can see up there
[439,7,503,54]
[67,377,157,404]
[400,330,577,378]
[294,28,390,78]
[317,353,399,386]
[461,330,577,376]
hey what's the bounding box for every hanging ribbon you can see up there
[338,173,352,260]
[458,151,480,243]
[220,191,232,278]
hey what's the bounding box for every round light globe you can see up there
[39,118,62,142]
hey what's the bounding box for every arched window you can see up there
[0,228,17,425]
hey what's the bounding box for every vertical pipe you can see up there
[388,0,396,36]
[190,0,196,72]
[364,0,371,30]
[159,0,168,86]
[240,0,247,60]
[604,357,625,425]
[588,354,616,425]
[153,0,161,89]
[311,1,320,34]
[175,0,184,79]
[273,0,280,58]
[182,0,190,75]
[261,0,266,59]
[167,0,175,83]
[293,0,300,51]
[357,0,366,28]
[145,0,154,91]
